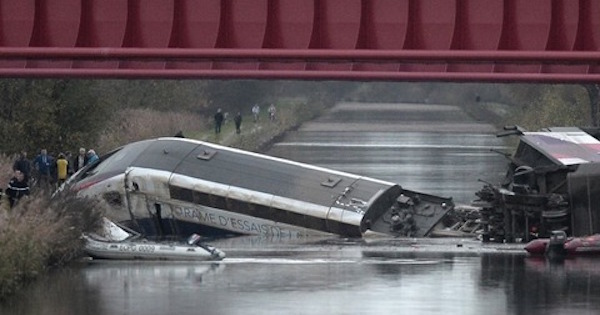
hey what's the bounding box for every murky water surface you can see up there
[3,238,600,315]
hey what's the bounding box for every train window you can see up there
[170,185,193,203]
[321,176,341,188]
[196,149,217,161]
[193,191,211,205]
[209,194,227,209]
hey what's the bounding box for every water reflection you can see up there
[480,254,600,315]
[518,257,600,314]
[0,261,224,315]
[0,265,103,315]
[2,246,600,315]
[268,131,507,204]
[82,261,224,315]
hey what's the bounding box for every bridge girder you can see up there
[0,0,599,82]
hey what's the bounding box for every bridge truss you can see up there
[1,0,600,83]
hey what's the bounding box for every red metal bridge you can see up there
[1,0,600,82]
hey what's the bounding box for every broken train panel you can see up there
[360,187,453,237]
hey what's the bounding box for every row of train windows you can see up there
[168,185,332,231]
[100,185,357,235]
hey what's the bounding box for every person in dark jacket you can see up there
[12,150,31,182]
[6,170,30,208]
[33,149,54,190]
[234,112,242,134]
[214,108,224,134]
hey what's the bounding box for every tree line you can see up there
[0,79,596,155]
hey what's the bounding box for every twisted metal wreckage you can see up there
[469,126,600,243]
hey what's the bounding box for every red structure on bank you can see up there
[0,0,599,82]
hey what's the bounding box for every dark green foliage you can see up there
[0,80,111,154]
[0,78,350,155]
[93,80,208,112]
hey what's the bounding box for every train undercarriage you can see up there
[466,126,600,243]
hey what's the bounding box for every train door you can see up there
[123,168,179,237]
[145,197,180,238]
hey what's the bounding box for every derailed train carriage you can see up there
[67,137,453,238]
[474,127,600,243]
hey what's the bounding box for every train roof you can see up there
[519,128,600,166]
[78,137,398,208]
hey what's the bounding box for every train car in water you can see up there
[474,127,600,243]
[67,137,452,239]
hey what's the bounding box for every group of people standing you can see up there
[214,103,277,135]
[4,147,99,208]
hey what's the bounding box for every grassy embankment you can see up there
[96,97,327,154]
[192,97,324,152]
[0,96,330,300]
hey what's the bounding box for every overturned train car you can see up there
[475,127,600,243]
[68,137,452,238]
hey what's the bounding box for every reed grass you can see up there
[0,189,103,299]
[96,108,206,153]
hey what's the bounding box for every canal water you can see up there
[2,102,600,315]
[3,238,600,315]
[267,102,507,204]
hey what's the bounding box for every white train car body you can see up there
[69,138,452,238]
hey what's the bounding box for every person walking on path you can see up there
[6,170,30,208]
[268,103,276,122]
[252,104,260,122]
[214,108,224,134]
[234,112,242,134]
